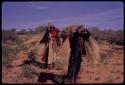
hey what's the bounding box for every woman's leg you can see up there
[67,48,82,83]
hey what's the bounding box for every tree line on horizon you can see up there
[2,25,124,45]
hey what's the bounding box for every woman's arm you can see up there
[81,29,90,41]
[85,29,90,39]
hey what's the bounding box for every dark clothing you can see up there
[67,47,82,82]
[70,30,90,54]
[67,29,90,82]
[40,26,60,65]
[44,46,49,65]
[40,30,50,46]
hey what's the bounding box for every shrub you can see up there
[27,50,36,62]
[88,27,123,45]
[22,65,35,78]
[100,51,112,64]
[2,45,19,66]
[2,29,17,43]
[34,25,47,33]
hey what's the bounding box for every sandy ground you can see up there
[2,34,124,84]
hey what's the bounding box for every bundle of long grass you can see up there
[85,36,101,66]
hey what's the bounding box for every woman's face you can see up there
[80,28,85,32]
[76,29,81,33]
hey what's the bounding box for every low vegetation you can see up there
[22,65,35,79]
[2,45,19,66]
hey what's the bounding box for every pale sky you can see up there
[2,1,124,30]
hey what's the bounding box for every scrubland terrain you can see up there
[2,26,124,84]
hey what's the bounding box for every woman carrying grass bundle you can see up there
[40,23,61,67]
[67,25,100,83]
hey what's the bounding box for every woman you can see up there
[67,25,90,83]
[40,25,60,67]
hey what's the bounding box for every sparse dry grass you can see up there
[2,45,20,66]
[99,51,112,64]
[2,29,123,84]
[22,65,35,79]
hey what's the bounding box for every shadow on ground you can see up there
[37,72,69,84]
[13,59,49,69]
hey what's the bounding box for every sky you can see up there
[2,1,124,30]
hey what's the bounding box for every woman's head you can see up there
[49,26,55,32]
[76,25,86,33]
